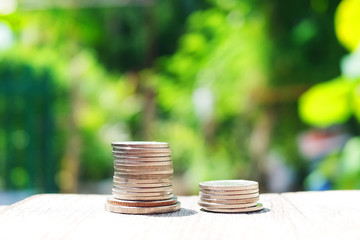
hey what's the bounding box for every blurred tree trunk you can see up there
[59,52,86,193]
[249,108,275,189]
[141,4,157,140]
[60,83,81,193]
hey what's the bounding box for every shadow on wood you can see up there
[147,208,198,217]
[199,207,271,214]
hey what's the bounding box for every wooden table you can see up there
[0,191,359,240]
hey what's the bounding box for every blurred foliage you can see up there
[0,0,352,193]
[299,76,359,127]
[152,0,270,190]
[299,0,360,190]
[0,1,209,192]
[335,0,360,51]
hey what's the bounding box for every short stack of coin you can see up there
[105,141,181,214]
[198,180,263,213]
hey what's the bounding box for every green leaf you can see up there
[335,137,360,189]
[298,77,353,127]
[341,137,360,174]
[352,82,360,122]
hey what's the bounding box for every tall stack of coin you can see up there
[105,141,181,214]
[198,180,263,213]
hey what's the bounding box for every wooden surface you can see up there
[0,206,8,214]
[0,191,360,240]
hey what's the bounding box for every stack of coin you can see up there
[105,141,181,214]
[198,180,263,213]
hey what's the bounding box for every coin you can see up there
[112,193,174,201]
[107,141,179,215]
[199,180,258,191]
[199,196,259,204]
[106,196,178,207]
[114,165,173,170]
[114,173,173,179]
[113,176,172,184]
[113,151,171,157]
[113,156,172,162]
[202,203,263,213]
[112,189,172,197]
[200,188,259,195]
[111,141,169,148]
[113,180,172,188]
[105,201,180,214]
[112,192,173,198]
[200,192,259,200]
[114,160,173,166]
[114,169,174,175]
[112,185,172,193]
[114,165,173,171]
[112,147,171,153]
[112,147,172,154]
[198,201,258,209]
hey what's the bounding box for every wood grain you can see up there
[0,191,359,240]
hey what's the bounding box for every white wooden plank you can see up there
[0,192,359,240]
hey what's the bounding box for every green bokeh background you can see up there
[0,0,359,196]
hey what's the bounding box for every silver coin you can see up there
[112,185,172,193]
[114,173,173,179]
[112,189,172,197]
[113,156,172,162]
[114,165,173,171]
[202,203,263,213]
[112,190,172,197]
[111,141,169,148]
[114,164,173,170]
[199,196,260,204]
[106,196,178,207]
[113,151,171,157]
[114,160,173,166]
[113,148,171,153]
[200,192,259,200]
[112,193,174,201]
[199,180,258,191]
[113,180,172,188]
[105,201,180,214]
[200,188,258,195]
[112,147,171,154]
[114,169,174,175]
[113,176,172,184]
[198,201,258,209]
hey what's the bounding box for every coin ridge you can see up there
[114,161,173,166]
[111,141,169,148]
[113,176,172,184]
[202,203,263,213]
[198,201,258,209]
[112,185,172,192]
[106,196,178,207]
[199,180,258,190]
[113,156,172,162]
[199,196,259,204]
[113,165,173,170]
[112,148,172,153]
[105,201,180,214]
[113,180,172,188]
[199,192,259,200]
[114,170,174,175]
[114,173,173,179]
[113,152,171,157]
[112,193,174,201]
[200,188,258,195]
[113,149,171,154]
[112,189,172,197]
